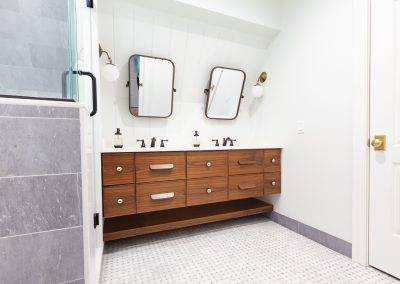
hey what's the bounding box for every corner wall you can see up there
[260,0,356,242]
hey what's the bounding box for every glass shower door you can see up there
[0,0,79,101]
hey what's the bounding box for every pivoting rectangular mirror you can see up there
[129,55,175,118]
[205,67,246,120]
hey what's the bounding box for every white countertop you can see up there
[102,145,282,153]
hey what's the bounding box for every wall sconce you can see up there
[252,72,267,98]
[99,44,120,82]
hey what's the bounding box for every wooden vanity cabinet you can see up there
[101,148,281,241]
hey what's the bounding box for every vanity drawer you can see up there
[103,184,136,218]
[264,173,281,195]
[136,180,186,213]
[102,153,135,186]
[264,149,281,173]
[136,152,186,183]
[187,176,228,206]
[228,174,263,200]
[187,151,228,179]
[228,150,264,175]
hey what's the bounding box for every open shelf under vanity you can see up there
[103,198,273,241]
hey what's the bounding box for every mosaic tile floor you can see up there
[101,216,399,284]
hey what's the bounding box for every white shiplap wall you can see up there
[98,0,282,149]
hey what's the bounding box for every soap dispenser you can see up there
[193,131,200,147]
[114,128,123,148]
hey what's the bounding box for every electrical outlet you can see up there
[297,121,305,134]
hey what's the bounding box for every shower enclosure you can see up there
[0,1,99,283]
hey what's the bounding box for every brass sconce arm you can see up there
[99,44,113,64]
[256,72,267,85]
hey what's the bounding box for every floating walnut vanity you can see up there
[101,148,281,241]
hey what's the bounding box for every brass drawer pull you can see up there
[116,166,123,172]
[271,181,277,186]
[238,184,257,190]
[238,160,257,165]
[207,188,212,194]
[149,164,174,170]
[117,198,124,205]
[206,161,212,167]
[151,192,175,200]
[271,158,276,163]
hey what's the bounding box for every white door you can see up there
[369,0,400,279]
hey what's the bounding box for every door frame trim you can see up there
[352,0,371,266]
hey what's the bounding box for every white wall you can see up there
[98,0,280,149]
[176,0,282,30]
[260,0,355,242]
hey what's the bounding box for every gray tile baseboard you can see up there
[266,211,352,258]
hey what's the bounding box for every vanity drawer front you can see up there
[187,176,228,206]
[264,149,281,173]
[102,153,135,186]
[228,150,264,175]
[187,151,228,179]
[103,184,136,218]
[264,173,281,195]
[228,174,263,200]
[136,180,186,213]
[136,152,186,183]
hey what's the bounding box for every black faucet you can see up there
[136,139,145,148]
[222,137,231,146]
[212,139,219,147]
[222,137,236,146]
[150,137,156,148]
[160,139,168,147]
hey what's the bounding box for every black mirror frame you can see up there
[204,66,246,120]
[128,54,176,118]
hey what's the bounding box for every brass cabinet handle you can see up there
[117,198,123,205]
[149,164,174,170]
[116,166,123,172]
[238,160,257,165]
[271,181,277,186]
[271,158,276,163]
[151,192,175,200]
[206,161,212,167]
[207,188,212,194]
[238,184,257,190]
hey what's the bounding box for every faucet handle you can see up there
[136,139,145,148]
[230,139,236,146]
[212,139,219,147]
[160,139,168,148]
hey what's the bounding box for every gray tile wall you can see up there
[0,0,69,98]
[266,211,352,258]
[0,104,85,284]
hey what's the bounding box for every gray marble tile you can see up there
[0,38,31,67]
[0,10,68,48]
[0,227,84,284]
[19,0,68,22]
[63,279,85,284]
[30,44,68,70]
[0,117,81,177]
[267,212,352,258]
[267,211,299,233]
[0,104,79,119]
[0,0,19,12]
[0,174,82,238]
[299,222,328,247]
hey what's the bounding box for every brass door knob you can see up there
[116,166,123,172]
[206,161,212,167]
[271,181,277,186]
[117,198,123,205]
[271,158,276,163]
[207,188,212,194]
[371,135,386,151]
